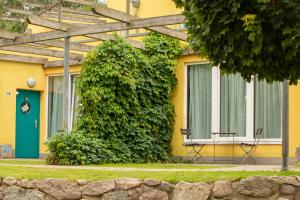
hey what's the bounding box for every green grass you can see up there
[98,163,233,169]
[0,159,232,169]
[0,165,298,183]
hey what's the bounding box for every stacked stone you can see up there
[0,176,300,199]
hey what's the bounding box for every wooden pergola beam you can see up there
[26,15,144,49]
[37,40,93,52]
[0,53,47,64]
[42,12,106,23]
[92,5,187,41]
[27,15,69,31]
[7,8,32,15]
[26,16,144,49]
[0,14,185,47]
[44,59,81,68]
[0,30,93,52]
[35,1,62,16]
[57,7,100,17]
[0,30,17,40]
[63,0,94,6]
[89,33,145,49]
[0,16,24,23]
[0,45,84,60]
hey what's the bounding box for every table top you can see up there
[211,132,237,135]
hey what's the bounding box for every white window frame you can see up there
[184,62,282,144]
[46,73,79,140]
[69,73,80,131]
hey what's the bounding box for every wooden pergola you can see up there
[0,0,187,131]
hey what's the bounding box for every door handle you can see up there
[35,119,38,129]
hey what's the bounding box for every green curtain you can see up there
[188,64,212,139]
[48,76,64,137]
[255,79,282,138]
[220,73,246,136]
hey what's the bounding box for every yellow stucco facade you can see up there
[172,54,300,162]
[0,0,299,162]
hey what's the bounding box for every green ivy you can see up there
[47,33,183,164]
[47,131,113,165]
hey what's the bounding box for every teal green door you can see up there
[16,90,40,158]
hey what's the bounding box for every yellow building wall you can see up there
[172,54,300,159]
[0,60,47,154]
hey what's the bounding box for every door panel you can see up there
[15,90,40,158]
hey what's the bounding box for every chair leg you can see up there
[193,145,205,164]
[241,153,257,165]
[182,145,206,164]
[182,149,194,163]
[241,153,249,165]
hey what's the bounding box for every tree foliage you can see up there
[173,0,300,84]
[47,33,182,164]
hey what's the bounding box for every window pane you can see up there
[188,64,212,139]
[255,79,282,138]
[220,73,246,137]
[48,76,64,137]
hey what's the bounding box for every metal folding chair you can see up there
[180,128,206,163]
[240,128,263,164]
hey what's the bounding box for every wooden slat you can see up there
[0,45,84,60]
[0,30,17,40]
[22,2,100,17]
[58,7,101,17]
[64,0,94,6]
[0,15,185,47]
[43,12,106,23]
[89,33,145,49]
[44,59,81,68]
[0,30,93,52]
[92,5,187,41]
[27,15,69,31]
[0,53,47,64]
[22,2,45,8]
[8,8,105,24]
[0,16,24,23]
[37,40,93,52]
[7,8,32,15]
[36,1,62,16]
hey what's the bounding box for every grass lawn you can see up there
[0,159,232,169]
[0,165,298,183]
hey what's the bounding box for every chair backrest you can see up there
[254,128,263,146]
[180,128,192,138]
[180,128,193,145]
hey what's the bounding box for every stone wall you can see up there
[1,176,300,199]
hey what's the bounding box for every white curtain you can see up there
[48,76,64,137]
[70,75,79,128]
[255,79,282,138]
[188,64,212,139]
[220,73,246,136]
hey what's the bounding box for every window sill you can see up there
[184,140,282,145]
